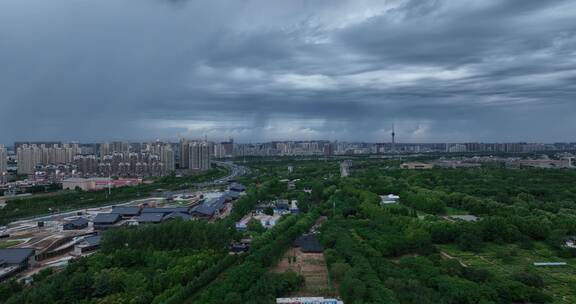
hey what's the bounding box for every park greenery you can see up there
[2,156,576,303]
[0,172,319,303]
[242,157,576,303]
[1,220,232,303]
[319,159,576,304]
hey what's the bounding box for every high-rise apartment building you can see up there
[17,144,41,175]
[74,155,99,175]
[179,138,190,169]
[99,141,130,157]
[213,143,226,158]
[189,141,211,171]
[0,145,7,184]
[17,143,80,175]
[145,142,175,173]
[159,144,175,172]
[222,138,234,157]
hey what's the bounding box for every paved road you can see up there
[4,161,248,228]
[192,161,249,188]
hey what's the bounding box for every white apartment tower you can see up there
[0,145,7,184]
[189,141,211,171]
[17,144,41,175]
[160,144,175,172]
[17,143,80,175]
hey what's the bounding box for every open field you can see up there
[0,240,22,248]
[273,247,335,297]
[439,243,576,304]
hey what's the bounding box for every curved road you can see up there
[5,161,248,227]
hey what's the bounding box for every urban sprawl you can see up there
[1,140,576,184]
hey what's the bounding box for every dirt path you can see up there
[273,247,336,297]
[440,251,468,267]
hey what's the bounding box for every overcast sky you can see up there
[1,0,575,144]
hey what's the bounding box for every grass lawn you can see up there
[438,243,576,304]
[444,206,469,216]
[0,240,22,248]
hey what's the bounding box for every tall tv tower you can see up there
[391,124,396,152]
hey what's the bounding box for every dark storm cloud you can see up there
[0,0,575,144]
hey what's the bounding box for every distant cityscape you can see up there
[1,139,576,186]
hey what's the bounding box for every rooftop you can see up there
[142,207,189,215]
[294,234,324,253]
[163,212,192,221]
[191,205,216,216]
[80,235,101,247]
[93,213,121,224]
[229,183,246,192]
[223,191,240,200]
[448,215,479,222]
[110,206,141,216]
[0,248,35,265]
[138,213,164,223]
[66,217,89,226]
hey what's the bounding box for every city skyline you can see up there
[1,0,576,144]
[2,1,576,301]
[3,138,576,151]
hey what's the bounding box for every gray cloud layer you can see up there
[1,0,575,144]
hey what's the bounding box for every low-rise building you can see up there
[110,206,141,218]
[380,194,400,204]
[230,241,250,254]
[163,212,192,221]
[294,234,324,253]
[141,207,189,215]
[63,217,89,230]
[0,248,35,282]
[190,197,227,218]
[517,159,573,169]
[433,160,482,168]
[73,235,101,255]
[290,200,300,214]
[564,236,576,249]
[276,297,343,304]
[256,215,280,228]
[400,162,433,170]
[223,191,240,201]
[256,200,290,215]
[137,213,164,224]
[229,183,246,192]
[62,178,95,191]
[93,213,122,230]
[236,214,281,230]
[448,215,479,222]
[62,178,142,191]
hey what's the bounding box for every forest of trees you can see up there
[0,220,233,303]
[317,161,576,303]
[2,157,576,303]
[0,167,322,303]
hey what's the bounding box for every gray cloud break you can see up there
[0,0,575,144]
